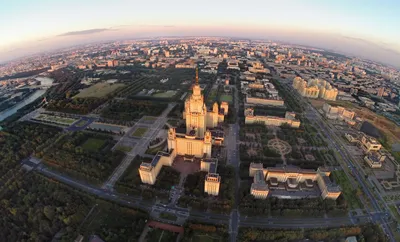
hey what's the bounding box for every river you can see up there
[0,76,53,121]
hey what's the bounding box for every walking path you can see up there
[103,103,176,189]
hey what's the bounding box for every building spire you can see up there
[195,67,199,85]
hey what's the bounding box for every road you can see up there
[36,161,380,232]
[280,79,395,241]
[103,103,176,189]
[225,77,241,242]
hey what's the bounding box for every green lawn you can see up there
[220,94,233,103]
[331,170,362,209]
[81,138,106,151]
[160,212,177,221]
[74,82,125,98]
[116,145,133,153]
[131,127,148,137]
[207,89,218,103]
[146,228,178,242]
[389,205,400,222]
[146,141,166,155]
[36,114,77,125]
[75,119,89,127]
[167,119,180,127]
[153,90,177,98]
[143,116,156,121]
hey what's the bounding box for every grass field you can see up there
[220,94,233,103]
[143,116,156,121]
[207,89,218,103]
[131,127,148,137]
[75,119,89,127]
[160,212,177,221]
[153,90,177,98]
[192,234,222,242]
[146,141,166,155]
[74,82,125,98]
[81,138,106,151]
[116,145,133,153]
[331,170,362,209]
[146,228,178,242]
[389,205,400,221]
[167,119,180,127]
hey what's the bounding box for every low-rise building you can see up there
[249,163,341,200]
[322,103,355,125]
[345,132,384,168]
[360,135,382,153]
[245,108,301,128]
[364,152,386,168]
[139,150,175,185]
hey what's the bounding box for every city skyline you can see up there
[1,35,399,241]
[1,0,400,67]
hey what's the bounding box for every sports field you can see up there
[74,82,125,98]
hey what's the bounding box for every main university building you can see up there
[139,69,228,196]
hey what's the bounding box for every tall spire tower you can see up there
[195,67,199,85]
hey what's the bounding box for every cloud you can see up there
[58,28,110,36]
[137,24,175,28]
[341,35,400,54]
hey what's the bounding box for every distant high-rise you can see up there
[164,50,170,57]
[377,87,384,97]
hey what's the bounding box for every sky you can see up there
[1,0,399,66]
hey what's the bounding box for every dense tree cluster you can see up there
[82,201,148,242]
[47,68,85,99]
[0,122,61,177]
[238,193,347,217]
[101,99,167,121]
[46,97,107,114]
[183,222,229,241]
[154,166,180,190]
[0,172,149,242]
[239,224,386,242]
[40,132,124,182]
[270,78,303,112]
[115,156,145,196]
[0,174,91,241]
[115,156,170,202]
[178,165,235,213]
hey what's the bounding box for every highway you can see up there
[280,80,395,242]
[36,162,379,232]
[306,106,395,241]
[225,78,241,242]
